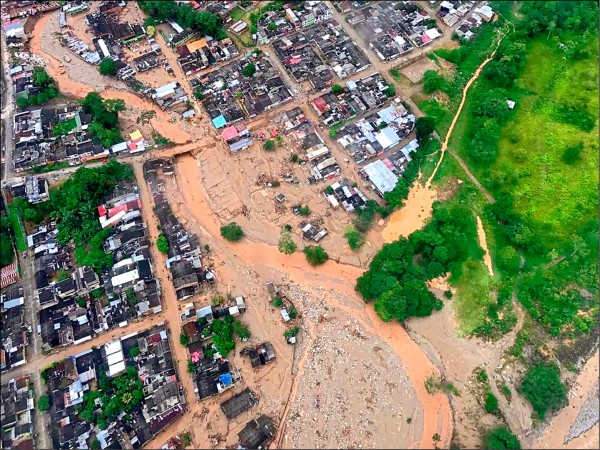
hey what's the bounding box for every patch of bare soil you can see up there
[401,57,440,83]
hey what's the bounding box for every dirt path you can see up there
[427,29,507,187]
[381,25,507,242]
[449,150,495,203]
[476,215,494,277]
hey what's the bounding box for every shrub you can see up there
[483,427,521,449]
[519,362,567,420]
[278,229,297,255]
[193,88,204,100]
[156,234,169,253]
[76,297,87,308]
[273,296,283,307]
[179,332,189,346]
[284,327,300,338]
[38,394,51,412]
[485,390,499,413]
[211,295,224,305]
[264,139,275,151]
[298,205,310,216]
[187,360,195,373]
[220,223,244,241]
[331,84,343,94]
[561,142,583,164]
[344,226,365,251]
[129,347,140,357]
[99,58,118,76]
[444,290,453,299]
[384,86,396,97]
[304,245,329,266]
[16,97,29,108]
[288,307,297,319]
[182,433,191,447]
[290,153,299,163]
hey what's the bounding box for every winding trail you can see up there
[382,24,508,242]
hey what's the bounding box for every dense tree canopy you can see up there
[357,202,478,322]
[415,116,436,143]
[519,362,567,419]
[99,58,118,76]
[483,427,521,449]
[138,0,226,39]
[81,93,125,147]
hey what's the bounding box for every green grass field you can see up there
[436,31,599,334]
[7,205,27,252]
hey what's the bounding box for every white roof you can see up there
[154,82,178,98]
[375,127,400,149]
[111,142,128,153]
[106,351,123,366]
[362,160,398,194]
[111,269,139,287]
[425,28,442,40]
[108,360,126,377]
[104,340,122,356]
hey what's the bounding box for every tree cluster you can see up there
[156,234,169,253]
[519,362,567,420]
[138,0,226,39]
[357,202,478,322]
[0,216,14,266]
[249,1,285,34]
[77,367,144,426]
[16,67,59,108]
[483,426,521,449]
[82,92,125,148]
[50,161,133,270]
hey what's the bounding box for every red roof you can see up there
[221,125,239,142]
[108,204,128,218]
[312,97,328,114]
[98,205,107,216]
[190,1,201,9]
[270,129,279,137]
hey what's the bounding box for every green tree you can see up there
[344,226,365,251]
[263,139,275,151]
[331,84,343,94]
[268,21,277,30]
[32,67,54,87]
[298,205,310,216]
[182,433,191,447]
[180,331,189,346]
[416,116,435,143]
[220,223,244,241]
[129,347,140,357]
[242,63,256,77]
[156,234,169,253]
[384,85,396,97]
[16,97,29,108]
[304,245,328,266]
[278,229,297,255]
[38,394,51,412]
[76,297,87,308]
[483,427,521,449]
[519,362,567,420]
[485,390,499,413]
[194,88,204,100]
[233,320,251,340]
[99,58,118,77]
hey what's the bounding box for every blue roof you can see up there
[219,373,233,386]
[212,115,227,128]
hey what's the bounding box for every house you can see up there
[360,159,398,196]
[220,123,254,153]
[238,415,276,449]
[9,176,49,204]
[220,388,258,419]
[241,342,276,368]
